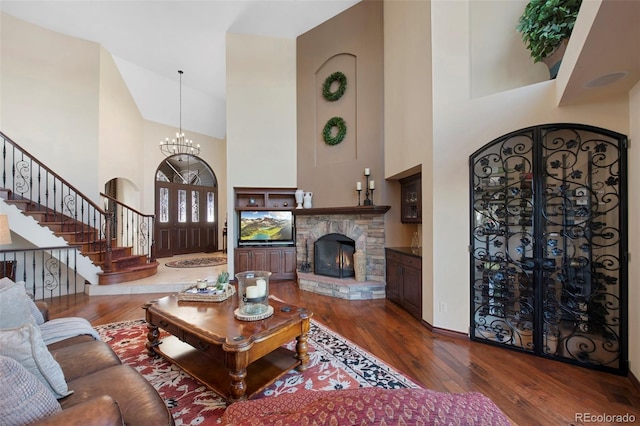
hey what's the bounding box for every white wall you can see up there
[226,32,297,274]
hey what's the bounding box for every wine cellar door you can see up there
[470,124,628,375]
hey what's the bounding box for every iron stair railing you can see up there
[1,131,154,274]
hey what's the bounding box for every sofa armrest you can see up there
[31,395,124,426]
[36,300,50,322]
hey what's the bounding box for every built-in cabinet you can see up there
[400,173,421,223]
[234,187,297,280]
[235,247,296,280]
[385,248,422,320]
[470,124,627,375]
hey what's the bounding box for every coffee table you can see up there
[143,293,312,402]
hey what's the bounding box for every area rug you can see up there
[95,319,420,425]
[165,256,227,268]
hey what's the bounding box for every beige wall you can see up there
[296,0,384,210]
[226,32,297,274]
[429,0,630,343]
[0,13,100,199]
[1,12,228,247]
[382,0,433,316]
[98,47,144,207]
[628,80,639,380]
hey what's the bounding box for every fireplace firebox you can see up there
[314,233,355,278]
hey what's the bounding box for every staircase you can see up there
[1,132,157,285]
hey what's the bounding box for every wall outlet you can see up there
[439,301,448,313]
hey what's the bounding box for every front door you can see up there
[155,155,218,258]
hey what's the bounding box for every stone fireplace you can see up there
[314,233,355,278]
[293,206,389,300]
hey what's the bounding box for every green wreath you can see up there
[323,117,347,145]
[322,72,347,102]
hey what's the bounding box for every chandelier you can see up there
[159,70,200,156]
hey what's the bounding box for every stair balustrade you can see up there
[0,246,83,300]
[1,132,157,284]
[102,193,155,263]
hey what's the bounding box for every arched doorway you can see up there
[155,154,218,258]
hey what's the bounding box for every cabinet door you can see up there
[282,248,296,274]
[401,264,422,320]
[268,249,282,274]
[400,174,421,223]
[251,249,268,271]
[235,249,251,272]
[385,252,402,303]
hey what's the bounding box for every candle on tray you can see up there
[256,279,267,296]
[356,181,362,190]
[369,180,375,189]
[245,286,260,299]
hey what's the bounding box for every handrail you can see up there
[101,193,155,262]
[0,131,104,214]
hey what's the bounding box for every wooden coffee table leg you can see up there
[295,332,310,371]
[145,322,160,356]
[228,368,247,401]
[226,352,249,401]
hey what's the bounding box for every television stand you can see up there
[234,246,296,280]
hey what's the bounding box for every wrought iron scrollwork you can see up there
[470,124,626,375]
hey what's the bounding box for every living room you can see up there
[1,0,639,423]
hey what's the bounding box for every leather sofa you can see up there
[0,281,174,426]
[35,302,174,425]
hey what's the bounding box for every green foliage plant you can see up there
[216,271,229,288]
[516,0,582,63]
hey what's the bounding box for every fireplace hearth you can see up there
[294,205,390,300]
[314,233,355,278]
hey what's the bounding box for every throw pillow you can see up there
[0,278,42,327]
[16,280,45,325]
[0,355,62,424]
[0,323,72,399]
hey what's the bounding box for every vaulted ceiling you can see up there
[0,0,360,139]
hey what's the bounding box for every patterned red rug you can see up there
[95,319,420,425]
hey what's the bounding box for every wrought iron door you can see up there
[469,124,627,375]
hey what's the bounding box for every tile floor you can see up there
[86,252,229,296]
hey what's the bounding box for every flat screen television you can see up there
[238,211,294,246]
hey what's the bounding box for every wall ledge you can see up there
[292,205,390,216]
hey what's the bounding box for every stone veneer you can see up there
[294,206,389,300]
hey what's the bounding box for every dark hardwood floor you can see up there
[46,281,640,425]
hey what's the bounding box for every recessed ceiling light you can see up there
[584,72,628,88]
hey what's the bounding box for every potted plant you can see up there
[216,271,230,290]
[516,0,582,78]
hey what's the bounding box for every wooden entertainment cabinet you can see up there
[234,187,297,280]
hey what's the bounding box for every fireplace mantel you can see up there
[293,205,390,216]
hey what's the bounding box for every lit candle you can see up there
[369,180,375,190]
[256,279,267,296]
[246,286,259,299]
[356,182,362,191]
[364,168,370,176]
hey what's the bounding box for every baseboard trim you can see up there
[629,369,640,393]
[420,319,468,340]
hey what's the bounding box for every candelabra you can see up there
[356,168,375,206]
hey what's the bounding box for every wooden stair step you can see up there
[98,262,159,285]
[55,231,99,243]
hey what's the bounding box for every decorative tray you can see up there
[177,284,235,302]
